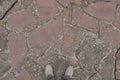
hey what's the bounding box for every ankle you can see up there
[47,74,55,80]
[62,75,71,80]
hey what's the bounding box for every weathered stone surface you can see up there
[9,33,27,70]
[99,21,120,48]
[62,25,84,56]
[36,0,58,23]
[0,0,17,19]
[28,16,63,59]
[72,6,99,34]
[8,9,35,31]
[0,0,119,79]
[84,2,116,20]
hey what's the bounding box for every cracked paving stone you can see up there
[100,51,115,80]
[84,1,116,20]
[76,33,113,80]
[72,6,99,34]
[99,21,120,48]
[0,0,17,19]
[62,25,85,56]
[29,16,63,57]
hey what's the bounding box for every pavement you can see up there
[0,0,120,80]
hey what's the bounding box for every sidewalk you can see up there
[0,0,120,80]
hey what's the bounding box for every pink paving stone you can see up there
[36,0,58,22]
[9,34,27,70]
[104,29,120,48]
[29,16,62,47]
[15,70,32,80]
[38,7,57,23]
[99,21,120,48]
[8,10,35,30]
[75,14,98,33]
[62,26,84,56]
[36,0,55,8]
[84,2,116,20]
[72,6,98,33]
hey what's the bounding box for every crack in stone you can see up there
[0,0,18,20]
[114,48,120,80]
[55,0,66,8]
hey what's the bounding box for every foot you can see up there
[45,64,55,80]
[63,66,73,80]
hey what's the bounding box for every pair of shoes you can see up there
[45,64,73,80]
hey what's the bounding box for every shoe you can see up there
[45,64,55,80]
[63,66,73,80]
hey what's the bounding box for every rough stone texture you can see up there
[84,2,116,20]
[9,34,27,70]
[62,25,84,56]
[0,0,17,19]
[0,0,120,80]
[36,0,59,23]
[28,16,63,59]
[99,21,120,48]
[7,9,35,31]
[72,6,99,33]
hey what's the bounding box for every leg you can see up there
[62,75,71,80]
[62,66,73,80]
[45,64,55,80]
